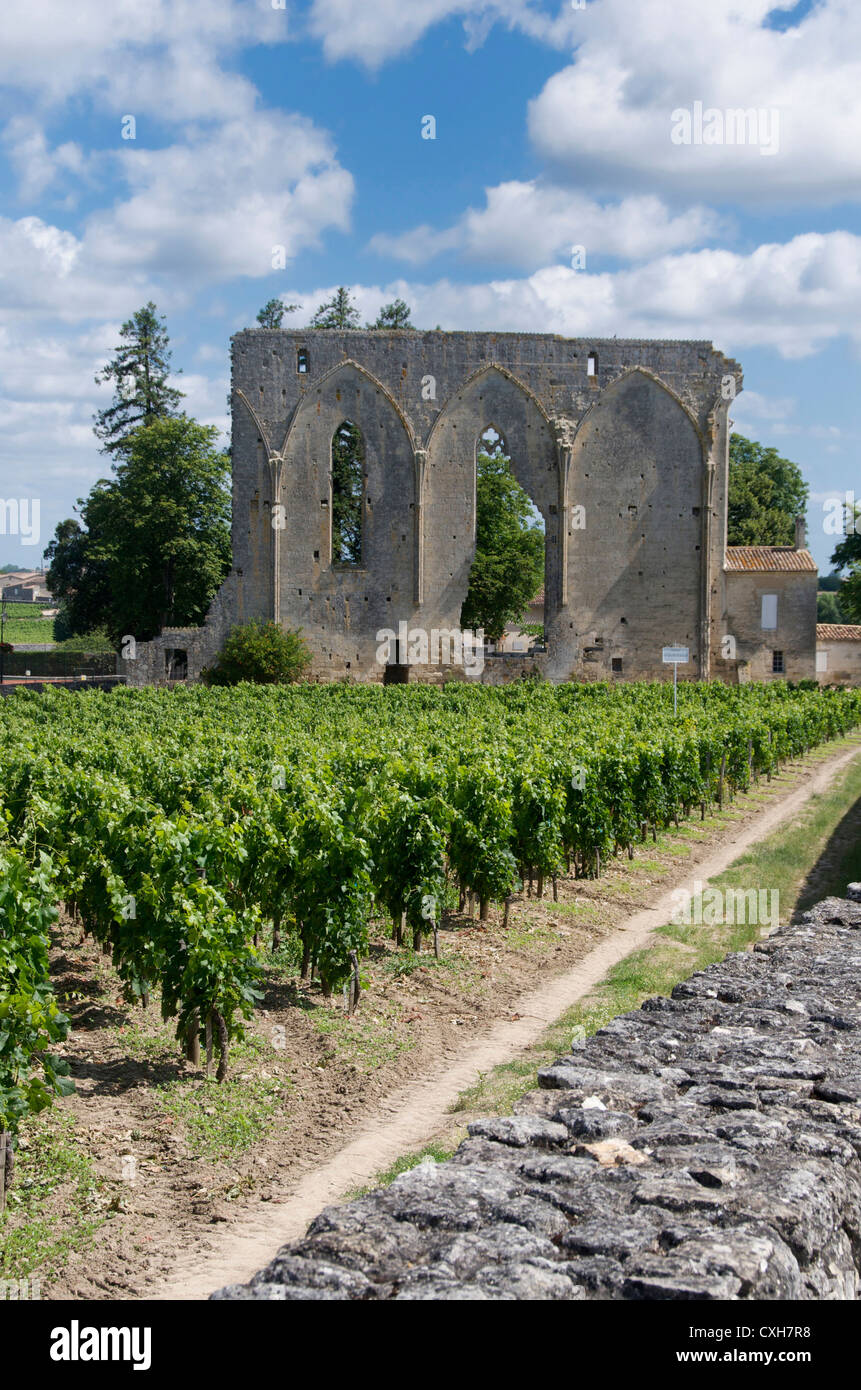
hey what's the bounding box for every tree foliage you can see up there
[368,298,414,329]
[93,302,184,456]
[310,287,361,329]
[256,298,298,329]
[204,619,312,685]
[460,446,544,642]
[817,590,847,624]
[47,417,231,644]
[332,421,364,564]
[727,433,809,546]
[829,506,861,622]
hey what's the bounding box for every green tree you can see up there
[727,434,809,546]
[48,418,231,643]
[256,297,298,329]
[94,302,184,455]
[829,505,861,622]
[819,570,844,592]
[368,298,414,329]
[203,619,311,685]
[817,589,847,623]
[45,518,111,638]
[310,287,361,329]
[460,446,545,642]
[332,421,364,564]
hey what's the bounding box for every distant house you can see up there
[1,574,53,604]
[0,570,37,593]
[816,623,861,686]
[723,534,817,682]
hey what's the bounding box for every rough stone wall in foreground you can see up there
[213,891,861,1301]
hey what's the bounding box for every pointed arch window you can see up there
[331,420,364,565]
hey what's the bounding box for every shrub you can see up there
[203,620,311,686]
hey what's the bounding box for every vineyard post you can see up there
[0,1131,7,1211]
[186,1011,201,1066]
[348,951,361,1014]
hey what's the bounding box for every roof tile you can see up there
[725,546,817,573]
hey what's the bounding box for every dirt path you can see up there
[156,740,861,1300]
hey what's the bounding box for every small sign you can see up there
[662,646,689,664]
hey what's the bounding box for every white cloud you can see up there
[307,0,575,68]
[2,118,86,201]
[528,0,861,205]
[0,216,156,320]
[292,230,861,357]
[85,113,354,282]
[0,0,287,119]
[0,110,355,315]
[729,389,797,424]
[369,182,723,269]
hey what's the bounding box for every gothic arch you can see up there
[280,357,416,456]
[571,365,705,455]
[425,362,551,452]
[422,361,557,636]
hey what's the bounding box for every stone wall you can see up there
[818,639,861,688]
[213,890,861,1301]
[132,331,742,685]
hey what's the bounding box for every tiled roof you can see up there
[817,624,861,642]
[529,587,545,605]
[725,547,817,573]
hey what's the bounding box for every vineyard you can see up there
[1,678,860,1191]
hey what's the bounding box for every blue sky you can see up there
[1,0,859,574]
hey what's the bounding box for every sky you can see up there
[0,0,859,574]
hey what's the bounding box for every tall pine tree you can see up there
[94,301,184,455]
[310,287,361,328]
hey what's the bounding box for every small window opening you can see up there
[611,657,623,674]
[165,649,188,681]
[772,650,784,674]
[587,351,598,378]
[297,348,309,374]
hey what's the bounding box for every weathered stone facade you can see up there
[817,624,861,687]
[128,331,750,685]
[213,890,861,1301]
[121,329,817,687]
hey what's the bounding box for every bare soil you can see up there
[9,739,861,1301]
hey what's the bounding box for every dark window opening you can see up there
[297,348,309,374]
[331,420,364,565]
[611,657,623,674]
[165,648,188,681]
[772,650,784,674]
[461,425,545,652]
[384,661,410,685]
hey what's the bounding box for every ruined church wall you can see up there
[130,331,740,685]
